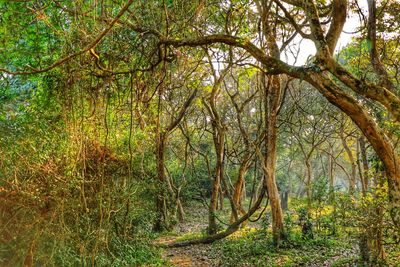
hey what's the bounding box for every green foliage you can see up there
[211,229,356,267]
[1,1,400,266]
[0,72,165,266]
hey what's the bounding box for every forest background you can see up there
[1,0,400,266]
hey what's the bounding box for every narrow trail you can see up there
[154,203,218,266]
[153,202,361,267]
[156,236,213,267]
[153,200,265,266]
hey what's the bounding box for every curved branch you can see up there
[159,34,302,76]
[328,60,400,121]
[166,89,198,133]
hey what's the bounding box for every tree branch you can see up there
[366,0,397,92]
[326,0,347,54]
[166,89,198,133]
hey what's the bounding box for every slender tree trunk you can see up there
[327,145,337,235]
[254,178,263,204]
[263,75,285,245]
[202,65,229,234]
[254,1,286,245]
[264,115,285,245]
[328,147,335,203]
[281,191,289,211]
[208,170,220,234]
[218,186,224,210]
[340,132,357,194]
[155,134,188,230]
[176,188,185,223]
[209,130,224,234]
[364,171,386,262]
[154,133,168,231]
[305,157,313,210]
[281,159,293,211]
[231,157,250,223]
[359,136,369,193]
[356,139,365,196]
[241,178,247,203]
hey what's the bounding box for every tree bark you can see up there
[305,157,313,210]
[340,131,357,194]
[328,145,335,203]
[359,136,370,194]
[208,127,225,234]
[154,133,168,231]
[263,75,285,245]
[231,157,251,223]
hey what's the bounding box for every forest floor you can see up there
[156,236,214,267]
[154,200,364,267]
[154,201,217,266]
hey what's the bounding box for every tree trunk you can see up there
[264,121,285,245]
[305,157,313,210]
[208,171,220,234]
[241,178,247,203]
[359,136,369,194]
[340,131,357,194]
[263,75,285,245]
[231,157,250,223]
[154,134,168,231]
[328,147,335,203]
[208,130,224,234]
[176,189,185,223]
[218,186,224,210]
[281,191,289,211]
[327,146,337,234]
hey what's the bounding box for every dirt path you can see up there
[153,202,220,266]
[155,236,214,267]
[153,202,360,267]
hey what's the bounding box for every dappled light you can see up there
[1,0,400,266]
